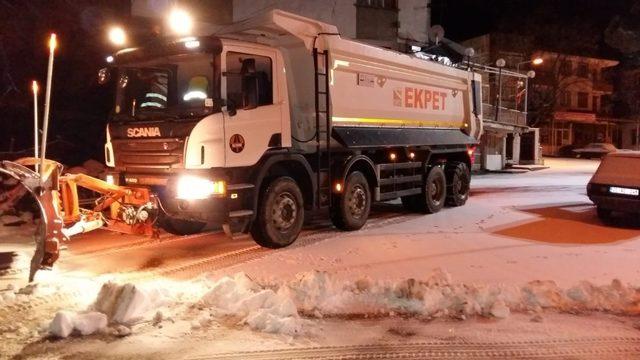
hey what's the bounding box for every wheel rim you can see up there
[271,191,297,231]
[454,174,469,197]
[347,185,367,219]
[429,178,444,205]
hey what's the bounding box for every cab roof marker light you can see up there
[183,91,207,101]
[185,40,200,49]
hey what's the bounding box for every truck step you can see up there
[378,174,422,186]
[229,210,254,218]
[227,183,255,191]
[376,187,422,201]
[377,162,422,171]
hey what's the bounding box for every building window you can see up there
[356,0,398,9]
[560,60,572,76]
[577,92,589,108]
[592,69,599,82]
[592,95,599,112]
[356,0,398,41]
[576,63,589,78]
[559,90,572,107]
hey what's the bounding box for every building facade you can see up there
[530,51,622,156]
[610,64,640,151]
[462,34,541,170]
[132,0,431,51]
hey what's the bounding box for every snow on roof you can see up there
[214,9,339,50]
[607,151,640,158]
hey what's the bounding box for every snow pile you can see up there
[49,311,107,338]
[92,282,169,324]
[199,273,303,335]
[45,269,640,339]
[277,269,640,319]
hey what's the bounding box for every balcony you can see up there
[482,103,527,127]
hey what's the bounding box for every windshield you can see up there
[113,52,218,121]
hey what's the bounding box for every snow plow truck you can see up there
[1,10,482,280]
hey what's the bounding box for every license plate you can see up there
[609,186,639,196]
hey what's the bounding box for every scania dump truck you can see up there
[101,10,483,248]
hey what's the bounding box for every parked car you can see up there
[587,152,640,220]
[573,143,617,158]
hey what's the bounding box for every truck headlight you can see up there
[176,176,225,200]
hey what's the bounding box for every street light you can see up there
[516,57,543,73]
[168,8,193,35]
[108,26,126,47]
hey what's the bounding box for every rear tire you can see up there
[445,162,470,207]
[162,217,206,235]
[330,171,371,230]
[417,166,447,214]
[250,177,304,248]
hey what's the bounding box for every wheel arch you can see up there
[338,155,378,190]
[250,153,316,212]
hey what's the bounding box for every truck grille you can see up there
[113,138,184,168]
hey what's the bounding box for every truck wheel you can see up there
[251,177,304,248]
[418,166,447,214]
[330,171,371,230]
[446,162,470,207]
[162,217,206,235]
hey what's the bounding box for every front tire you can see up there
[446,162,470,207]
[162,217,206,235]
[330,171,371,230]
[251,177,304,248]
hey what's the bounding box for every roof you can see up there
[608,151,640,158]
[213,9,339,50]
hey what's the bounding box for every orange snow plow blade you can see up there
[0,157,157,281]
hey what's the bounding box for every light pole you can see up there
[494,58,506,123]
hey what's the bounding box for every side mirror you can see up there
[242,75,259,110]
[226,98,237,117]
[97,67,111,85]
[240,58,259,110]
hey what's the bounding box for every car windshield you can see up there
[113,53,217,121]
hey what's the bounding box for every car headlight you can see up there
[176,176,225,200]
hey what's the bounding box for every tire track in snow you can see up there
[126,212,419,280]
[188,337,640,359]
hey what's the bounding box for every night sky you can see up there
[432,0,631,56]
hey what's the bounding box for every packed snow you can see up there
[38,267,639,339]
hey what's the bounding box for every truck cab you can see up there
[104,36,291,235]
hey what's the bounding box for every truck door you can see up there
[222,49,281,167]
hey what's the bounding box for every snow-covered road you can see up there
[2,157,640,359]
[221,158,640,287]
